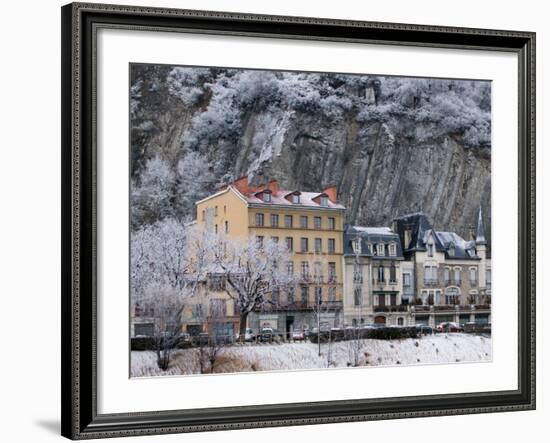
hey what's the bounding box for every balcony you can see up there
[423,279,439,287]
[374,305,409,313]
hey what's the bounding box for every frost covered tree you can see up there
[131,219,216,369]
[175,151,216,218]
[131,155,176,229]
[214,236,296,340]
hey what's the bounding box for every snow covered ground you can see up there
[131,333,492,378]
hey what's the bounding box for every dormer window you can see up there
[262,191,272,202]
[320,196,329,207]
[292,194,300,204]
[377,243,385,257]
[352,238,361,254]
[449,245,455,257]
[388,242,397,256]
[427,243,434,257]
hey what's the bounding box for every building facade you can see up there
[392,210,491,327]
[343,226,408,326]
[342,210,491,328]
[195,177,346,336]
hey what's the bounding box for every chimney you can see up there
[233,176,249,194]
[323,186,338,203]
[267,179,279,195]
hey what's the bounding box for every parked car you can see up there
[259,327,275,343]
[415,325,434,335]
[291,330,305,341]
[436,322,464,333]
[235,328,255,342]
[194,332,210,346]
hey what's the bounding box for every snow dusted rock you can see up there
[131,334,492,377]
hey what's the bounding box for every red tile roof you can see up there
[231,177,345,210]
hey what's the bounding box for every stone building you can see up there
[392,210,491,327]
[343,226,407,326]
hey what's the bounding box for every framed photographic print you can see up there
[61,2,536,439]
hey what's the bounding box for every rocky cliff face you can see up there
[130,65,491,247]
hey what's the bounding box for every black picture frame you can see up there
[61,2,536,439]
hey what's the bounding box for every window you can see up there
[328,287,336,302]
[287,287,295,305]
[388,242,397,256]
[377,266,385,282]
[209,299,227,318]
[208,275,226,291]
[202,210,205,221]
[403,273,411,287]
[214,206,218,216]
[314,238,322,253]
[454,267,461,285]
[397,317,404,326]
[286,261,294,276]
[424,266,438,284]
[314,216,322,229]
[367,242,373,254]
[328,238,336,254]
[352,238,361,254]
[255,213,264,227]
[328,262,336,282]
[224,221,229,233]
[271,289,280,305]
[284,215,293,228]
[354,286,362,306]
[377,294,386,307]
[445,287,460,305]
[427,243,434,257]
[449,245,455,257]
[292,194,300,204]
[328,217,336,230]
[257,236,264,248]
[300,215,308,229]
[214,224,218,234]
[301,262,309,280]
[191,304,205,319]
[263,192,271,202]
[444,267,451,285]
[469,267,478,286]
[300,237,309,252]
[389,265,397,283]
[270,214,279,227]
[300,285,309,305]
[390,294,397,306]
[320,196,329,207]
[315,286,323,303]
[377,243,385,256]
[486,269,492,288]
[223,205,226,214]
[285,237,293,252]
[353,264,363,284]
[313,262,323,281]
[271,236,279,243]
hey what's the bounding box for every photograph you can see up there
[129,64,493,377]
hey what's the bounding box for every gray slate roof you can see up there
[344,225,404,259]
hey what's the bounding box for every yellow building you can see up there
[195,177,346,336]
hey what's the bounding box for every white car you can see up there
[235,328,255,342]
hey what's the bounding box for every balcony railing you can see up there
[374,305,409,313]
[423,279,439,287]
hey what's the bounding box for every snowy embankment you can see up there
[131,334,491,377]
